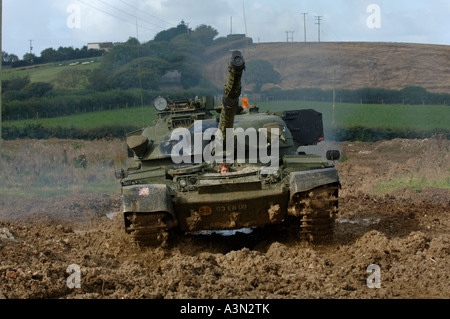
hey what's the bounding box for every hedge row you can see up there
[1,124,139,141]
[2,90,147,121]
[2,123,449,142]
[264,87,450,105]
[4,86,449,122]
[2,88,219,121]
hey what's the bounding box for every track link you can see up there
[125,212,172,247]
[290,184,339,242]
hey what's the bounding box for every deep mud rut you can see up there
[0,138,448,300]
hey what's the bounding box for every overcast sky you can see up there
[3,0,450,58]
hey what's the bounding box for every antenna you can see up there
[315,15,322,42]
[327,67,343,125]
[301,12,308,42]
[136,20,145,127]
[230,16,232,35]
[29,39,34,54]
[243,2,248,37]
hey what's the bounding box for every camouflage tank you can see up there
[115,51,340,246]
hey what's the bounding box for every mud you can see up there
[0,138,448,300]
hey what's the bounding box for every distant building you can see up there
[87,42,114,51]
[227,34,246,39]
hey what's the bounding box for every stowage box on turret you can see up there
[115,51,341,246]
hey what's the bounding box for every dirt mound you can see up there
[204,42,450,93]
[0,138,448,300]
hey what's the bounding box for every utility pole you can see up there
[362,59,377,87]
[301,12,308,42]
[315,15,322,42]
[0,0,3,163]
[286,31,294,42]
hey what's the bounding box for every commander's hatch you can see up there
[281,109,324,146]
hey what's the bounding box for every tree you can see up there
[40,48,58,63]
[2,75,31,91]
[101,38,141,71]
[2,51,19,66]
[244,60,281,92]
[401,86,427,105]
[56,69,90,90]
[22,53,37,64]
[154,20,190,42]
[24,82,53,97]
[192,25,218,46]
[88,69,110,91]
[108,57,171,90]
[56,46,76,61]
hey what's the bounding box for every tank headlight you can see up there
[179,179,187,187]
[153,96,168,111]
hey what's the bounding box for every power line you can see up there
[77,0,159,33]
[94,0,166,30]
[119,0,175,27]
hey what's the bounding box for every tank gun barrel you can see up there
[217,51,245,143]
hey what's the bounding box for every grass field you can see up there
[4,100,449,134]
[3,104,159,129]
[256,101,450,130]
[0,139,127,198]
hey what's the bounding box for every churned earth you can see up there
[0,138,448,300]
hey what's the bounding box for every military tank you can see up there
[115,51,340,246]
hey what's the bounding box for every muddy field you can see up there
[0,138,448,302]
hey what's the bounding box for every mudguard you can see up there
[289,167,340,197]
[121,184,176,220]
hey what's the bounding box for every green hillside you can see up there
[2,57,102,89]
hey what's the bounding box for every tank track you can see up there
[291,184,339,242]
[125,212,172,247]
